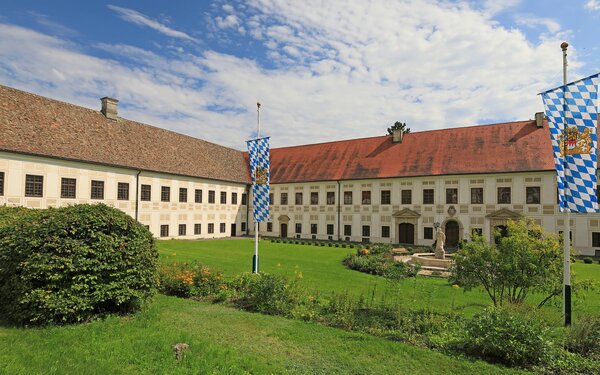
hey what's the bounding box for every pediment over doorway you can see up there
[392,208,421,219]
[485,208,521,220]
[277,215,290,223]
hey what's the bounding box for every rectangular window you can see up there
[327,192,335,205]
[311,192,319,205]
[160,225,169,237]
[327,224,334,235]
[295,223,302,234]
[61,177,76,199]
[241,222,246,232]
[179,188,187,203]
[401,190,412,204]
[267,222,273,232]
[25,174,44,197]
[91,180,104,200]
[382,226,390,238]
[208,190,215,204]
[472,228,483,237]
[381,190,391,205]
[195,189,202,203]
[498,187,511,204]
[344,225,352,236]
[423,189,434,204]
[362,191,371,204]
[242,193,247,205]
[269,193,274,205]
[161,186,170,202]
[117,182,129,201]
[446,188,458,204]
[208,223,215,234]
[220,223,226,233]
[0,171,4,196]
[311,223,318,234]
[281,193,288,205]
[220,191,227,204]
[344,191,353,205]
[424,227,434,239]
[179,224,186,236]
[526,186,540,204]
[194,223,201,235]
[141,184,151,201]
[471,188,483,204]
[295,192,303,205]
[362,225,370,237]
[232,192,238,205]
[593,232,600,247]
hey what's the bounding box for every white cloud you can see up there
[107,5,196,41]
[0,1,586,150]
[215,14,240,29]
[585,0,600,11]
[515,15,561,34]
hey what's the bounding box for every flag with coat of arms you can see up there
[247,136,270,222]
[541,73,599,213]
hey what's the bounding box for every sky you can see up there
[1,1,599,150]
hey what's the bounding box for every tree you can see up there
[386,121,410,135]
[451,219,562,307]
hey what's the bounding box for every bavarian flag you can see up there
[541,73,599,213]
[247,136,270,222]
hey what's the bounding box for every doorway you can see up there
[398,223,414,244]
[230,224,236,237]
[445,221,460,247]
[280,223,288,238]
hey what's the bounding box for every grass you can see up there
[0,294,526,374]
[158,239,600,320]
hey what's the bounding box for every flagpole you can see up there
[253,102,261,273]
[561,41,572,326]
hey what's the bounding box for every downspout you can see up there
[337,180,341,241]
[135,170,141,221]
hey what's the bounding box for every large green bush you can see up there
[0,204,157,325]
[230,272,303,316]
[565,314,600,357]
[461,306,553,367]
[343,252,418,280]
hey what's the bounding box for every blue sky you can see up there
[1,1,599,149]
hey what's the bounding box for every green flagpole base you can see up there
[564,284,571,326]
[252,255,259,273]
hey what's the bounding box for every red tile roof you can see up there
[0,85,249,184]
[269,120,559,183]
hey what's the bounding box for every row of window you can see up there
[268,187,541,206]
[159,222,247,237]
[7,174,248,204]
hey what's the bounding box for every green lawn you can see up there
[158,239,600,320]
[0,295,526,374]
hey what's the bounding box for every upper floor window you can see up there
[61,178,76,199]
[25,174,43,197]
[423,189,434,204]
[401,190,412,204]
[295,192,303,205]
[161,186,170,202]
[498,187,511,204]
[141,185,151,201]
[344,191,353,205]
[232,192,238,205]
[220,191,227,204]
[471,188,483,204]
[280,192,288,205]
[241,193,247,205]
[362,191,371,205]
[118,182,129,201]
[311,192,319,205]
[526,186,540,204]
[327,192,335,205]
[381,190,391,205]
[269,193,274,205]
[91,180,104,200]
[195,189,202,203]
[179,188,188,203]
[208,190,215,204]
[446,188,458,204]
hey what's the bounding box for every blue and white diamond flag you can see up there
[541,73,599,213]
[247,136,270,222]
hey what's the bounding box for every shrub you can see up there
[335,243,340,247]
[461,306,553,367]
[328,243,332,247]
[343,253,418,280]
[342,244,347,248]
[0,204,157,325]
[230,272,302,316]
[583,257,593,264]
[565,315,600,357]
[158,262,225,298]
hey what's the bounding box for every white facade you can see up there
[250,172,600,256]
[0,152,249,239]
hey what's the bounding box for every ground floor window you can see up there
[381,226,390,238]
[327,224,334,235]
[344,225,352,236]
[241,222,246,232]
[295,223,302,233]
[194,223,201,235]
[160,225,169,237]
[267,222,273,232]
[208,223,214,234]
[424,227,433,240]
[362,225,370,237]
[311,224,318,234]
[472,227,483,237]
[179,224,186,236]
[220,223,226,233]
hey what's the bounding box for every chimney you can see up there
[101,97,119,120]
[392,129,404,143]
[535,112,544,128]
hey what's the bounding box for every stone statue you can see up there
[435,227,446,259]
